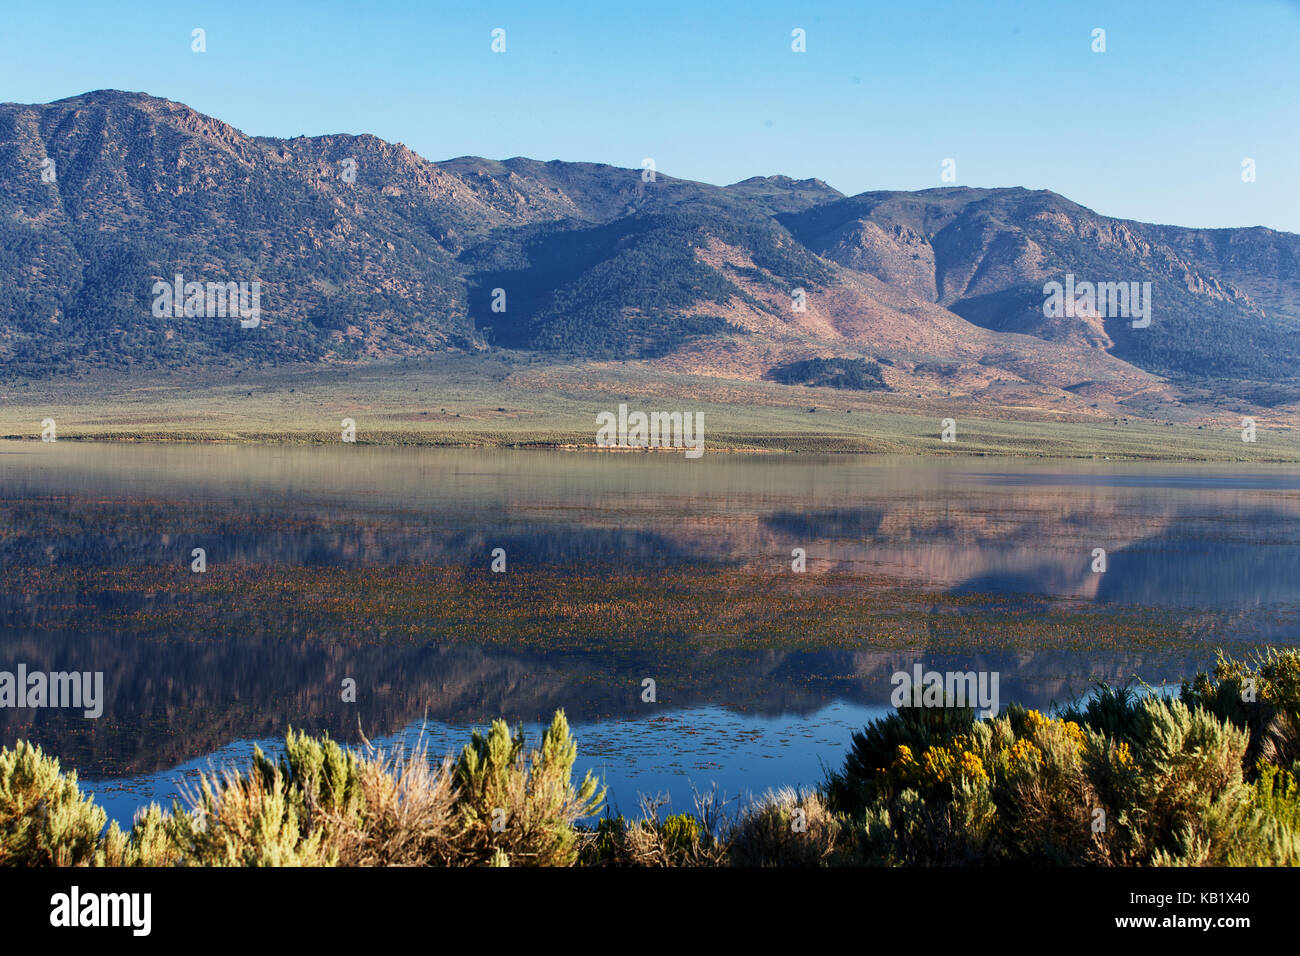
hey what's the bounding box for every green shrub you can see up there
[454,710,604,866]
[1059,684,1147,744]
[824,691,1299,867]
[233,729,461,866]
[995,713,1106,865]
[876,782,997,866]
[0,741,106,866]
[161,759,335,867]
[1231,763,1300,866]
[582,814,629,866]
[99,805,182,867]
[824,705,978,815]
[660,813,701,858]
[1076,697,1276,865]
[1182,648,1300,772]
[256,729,366,822]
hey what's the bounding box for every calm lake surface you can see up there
[3,443,1299,824]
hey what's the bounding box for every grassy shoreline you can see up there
[5,433,1300,461]
[3,357,1299,460]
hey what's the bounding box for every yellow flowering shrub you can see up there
[1113,742,1133,768]
[1000,737,1041,771]
[958,750,988,784]
[1062,721,1087,752]
[887,738,987,791]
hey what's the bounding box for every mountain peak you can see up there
[49,89,188,112]
[723,174,844,214]
[729,174,837,190]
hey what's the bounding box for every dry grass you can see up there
[727,788,843,867]
[319,736,460,867]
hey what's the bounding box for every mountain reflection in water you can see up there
[3,444,1297,821]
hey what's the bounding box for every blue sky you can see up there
[3,0,1298,231]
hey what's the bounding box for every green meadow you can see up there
[3,355,1298,460]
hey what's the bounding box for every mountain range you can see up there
[3,90,1298,416]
